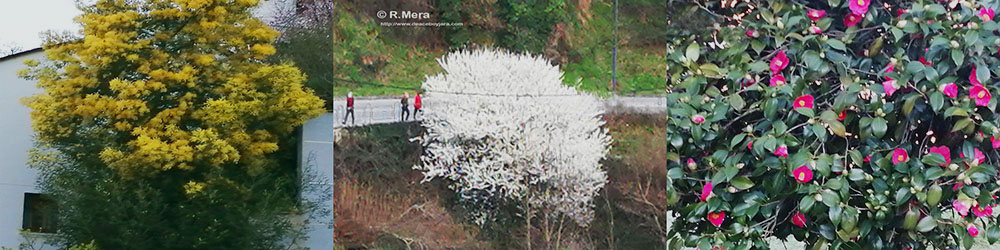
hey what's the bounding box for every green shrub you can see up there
[667,1,1000,249]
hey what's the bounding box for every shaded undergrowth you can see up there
[334,113,666,249]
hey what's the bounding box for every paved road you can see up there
[333,96,665,128]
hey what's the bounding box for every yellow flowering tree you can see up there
[19,0,325,248]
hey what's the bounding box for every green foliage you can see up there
[332,8,441,96]
[32,135,311,249]
[334,0,666,96]
[667,0,1000,249]
[273,9,335,110]
[496,0,570,53]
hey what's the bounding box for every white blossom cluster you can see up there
[413,49,611,225]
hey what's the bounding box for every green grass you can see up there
[333,44,666,97]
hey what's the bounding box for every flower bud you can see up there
[814,193,823,202]
[897,20,908,28]
[951,40,961,48]
[949,163,960,171]
[728,187,738,193]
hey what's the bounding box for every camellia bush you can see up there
[414,49,612,227]
[667,0,1000,249]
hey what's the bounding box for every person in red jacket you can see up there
[342,91,354,125]
[413,92,422,119]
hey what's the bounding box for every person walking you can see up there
[342,91,355,125]
[413,92,422,119]
[400,92,410,121]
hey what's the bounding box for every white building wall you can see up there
[299,113,334,250]
[0,50,56,249]
[0,50,332,249]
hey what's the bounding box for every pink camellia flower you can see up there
[692,114,705,124]
[972,148,986,164]
[959,148,986,165]
[883,80,899,97]
[793,95,814,109]
[809,25,823,34]
[973,205,993,217]
[969,224,980,237]
[892,148,908,164]
[687,158,696,168]
[746,29,759,37]
[807,9,826,21]
[774,145,789,158]
[707,211,725,227]
[850,0,870,16]
[844,13,863,27]
[700,182,713,202]
[863,155,871,162]
[974,148,986,164]
[992,136,1000,149]
[943,83,959,98]
[770,74,786,86]
[770,51,790,73]
[791,212,807,227]
[883,62,896,81]
[955,200,971,217]
[971,67,982,86]
[792,165,814,183]
[741,77,757,88]
[971,85,992,107]
[928,146,952,167]
[981,8,995,21]
[897,8,907,18]
[919,57,932,66]
[747,141,754,150]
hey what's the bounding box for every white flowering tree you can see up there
[413,49,611,228]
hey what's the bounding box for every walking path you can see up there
[333,96,665,128]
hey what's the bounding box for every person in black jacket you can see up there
[400,92,410,121]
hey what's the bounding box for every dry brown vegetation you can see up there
[334,113,666,249]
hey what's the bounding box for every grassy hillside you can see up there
[332,0,666,97]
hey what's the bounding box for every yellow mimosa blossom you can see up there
[19,0,325,194]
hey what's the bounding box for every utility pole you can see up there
[612,0,619,92]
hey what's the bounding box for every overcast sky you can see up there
[0,0,82,51]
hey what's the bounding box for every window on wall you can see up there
[22,193,57,233]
